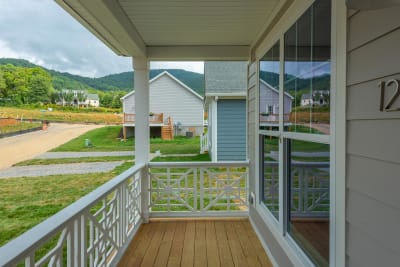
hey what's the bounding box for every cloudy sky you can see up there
[0,0,204,77]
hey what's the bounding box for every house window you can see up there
[284,0,331,135]
[259,41,280,130]
[267,105,273,114]
[258,0,331,266]
[260,135,279,220]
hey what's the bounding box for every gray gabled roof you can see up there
[205,61,248,96]
[86,94,99,100]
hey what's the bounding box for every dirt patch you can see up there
[0,123,104,171]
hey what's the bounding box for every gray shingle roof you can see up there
[204,61,247,95]
[86,94,99,100]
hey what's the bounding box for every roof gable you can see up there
[121,71,203,101]
[259,79,294,99]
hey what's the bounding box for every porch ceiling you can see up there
[55,0,283,60]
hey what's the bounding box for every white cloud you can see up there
[0,1,204,77]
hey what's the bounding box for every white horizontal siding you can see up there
[150,75,203,126]
[348,6,400,51]
[346,7,400,267]
[122,74,203,126]
[123,93,135,113]
[347,28,400,86]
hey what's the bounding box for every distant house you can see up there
[259,79,293,126]
[204,61,247,161]
[85,94,100,107]
[300,90,329,106]
[58,90,100,107]
[121,71,203,139]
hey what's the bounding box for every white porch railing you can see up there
[0,161,249,267]
[200,133,208,154]
[148,161,249,217]
[0,164,145,267]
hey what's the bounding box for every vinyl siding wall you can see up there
[346,6,400,266]
[259,82,292,114]
[123,93,135,113]
[216,99,246,161]
[122,74,203,127]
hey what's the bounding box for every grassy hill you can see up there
[0,58,204,95]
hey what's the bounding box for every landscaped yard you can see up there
[0,120,41,136]
[0,124,210,247]
[0,162,132,247]
[52,125,202,154]
[52,126,133,151]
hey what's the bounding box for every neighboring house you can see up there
[58,90,99,107]
[300,93,313,106]
[121,71,203,138]
[259,79,293,126]
[85,93,100,107]
[204,61,247,161]
[301,91,329,106]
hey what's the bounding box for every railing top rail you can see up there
[264,161,329,168]
[0,163,145,266]
[148,160,250,168]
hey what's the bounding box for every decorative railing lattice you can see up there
[148,162,249,217]
[0,164,144,267]
[290,162,330,217]
[263,161,330,217]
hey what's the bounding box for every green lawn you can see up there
[264,133,329,153]
[0,162,132,247]
[150,136,201,154]
[52,126,134,152]
[0,121,41,135]
[52,126,201,154]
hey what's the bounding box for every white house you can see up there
[121,71,203,138]
[259,79,293,127]
[85,93,100,107]
[301,91,329,106]
[4,1,400,267]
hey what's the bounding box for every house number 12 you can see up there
[379,79,400,112]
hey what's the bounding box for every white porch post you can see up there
[133,57,150,222]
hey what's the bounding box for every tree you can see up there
[61,90,74,106]
[0,69,6,98]
[27,68,53,104]
[100,92,113,108]
[76,91,87,108]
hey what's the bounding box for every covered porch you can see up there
[0,0,354,266]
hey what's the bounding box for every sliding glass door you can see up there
[258,0,331,266]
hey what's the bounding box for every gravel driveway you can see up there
[0,123,103,170]
[0,161,126,179]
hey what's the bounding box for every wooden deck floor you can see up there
[118,218,273,267]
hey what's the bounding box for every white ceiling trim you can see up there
[147,46,250,61]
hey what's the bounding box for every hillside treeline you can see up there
[0,64,125,108]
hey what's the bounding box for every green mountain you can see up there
[0,58,204,95]
[260,70,330,91]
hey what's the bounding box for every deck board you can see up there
[118,218,272,267]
